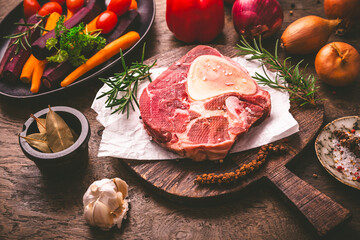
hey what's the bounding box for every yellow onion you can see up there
[324,0,360,31]
[315,42,360,87]
[281,16,341,55]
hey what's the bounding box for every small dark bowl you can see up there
[19,106,90,177]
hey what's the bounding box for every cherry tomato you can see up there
[38,2,63,16]
[23,0,41,18]
[50,0,66,5]
[96,10,118,34]
[107,0,131,16]
[66,0,84,12]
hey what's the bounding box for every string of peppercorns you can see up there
[194,143,287,185]
[333,130,360,156]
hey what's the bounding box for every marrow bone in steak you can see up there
[139,46,271,161]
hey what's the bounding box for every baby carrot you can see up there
[20,55,39,83]
[129,0,137,10]
[30,60,47,93]
[44,12,61,30]
[61,31,140,87]
[20,12,61,84]
[65,9,74,21]
[86,16,100,33]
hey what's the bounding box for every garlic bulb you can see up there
[83,178,129,230]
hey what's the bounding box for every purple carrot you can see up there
[0,15,42,82]
[42,10,139,88]
[31,0,104,60]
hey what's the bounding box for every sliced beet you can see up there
[0,15,42,82]
[42,10,139,88]
[31,0,104,60]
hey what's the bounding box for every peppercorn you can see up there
[194,143,287,185]
[333,130,360,157]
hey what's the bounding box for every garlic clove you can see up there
[84,203,95,226]
[83,178,129,231]
[113,178,128,199]
[116,192,125,207]
[83,178,109,207]
[93,200,113,230]
[114,200,129,229]
[98,190,120,212]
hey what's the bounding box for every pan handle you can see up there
[267,165,351,236]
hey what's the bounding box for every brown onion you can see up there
[324,0,360,31]
[315,42,360,87]
[281,16,341,55]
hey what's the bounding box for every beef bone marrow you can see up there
[187,55,257,100]
[139,46,271,161]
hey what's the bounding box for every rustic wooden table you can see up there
[1,0,359,239]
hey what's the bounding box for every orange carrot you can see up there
[44,12,61,30]
[20,55,39,83]
[86,16,100,33]
[129,0,137,10]
[61,31,140,87]
[65,9,74,21]
[20,12,61,84]
[31,60,47,93]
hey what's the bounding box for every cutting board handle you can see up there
[267,165,351,236]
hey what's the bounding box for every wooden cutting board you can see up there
[121,45,351,236]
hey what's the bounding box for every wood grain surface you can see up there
[1,0,360,239]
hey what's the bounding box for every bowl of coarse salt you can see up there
[315,116,360,190]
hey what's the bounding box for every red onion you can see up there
[232,0,284,39]
[224,0,235,4]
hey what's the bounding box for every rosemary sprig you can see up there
[3,15,48,54]
[236,36,319,106]
[97,44,157,118]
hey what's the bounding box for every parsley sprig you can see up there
[236,36,320,106]
[46,16,106,67]
[97,44,157,118]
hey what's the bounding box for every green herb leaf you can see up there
[97,44,157,117]
[46,17,106,67]
[46,37,58,50]
[47,49,69,63]
[236,36,320,106]
[3,15,48,53]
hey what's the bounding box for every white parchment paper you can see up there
[91,56,299,160]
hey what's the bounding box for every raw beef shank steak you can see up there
[139,46,271,161]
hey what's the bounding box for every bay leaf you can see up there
[31,114,46,134]
[45,106,74,153]
[20,133,52,153]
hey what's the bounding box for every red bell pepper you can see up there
[166,0,224,43]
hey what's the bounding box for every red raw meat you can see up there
[139,46,271,161]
